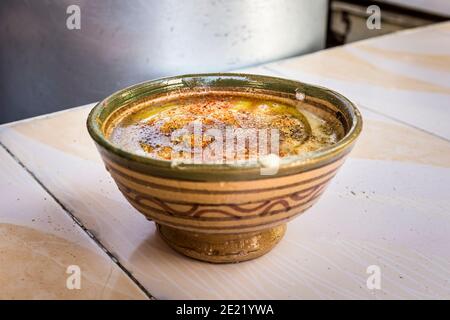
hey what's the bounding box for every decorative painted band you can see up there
[100,144,349,233]
[107,158,340,208]
[128,197,318,233]
[118,178,329,221]
[102,153,346,195]
[110,166,338,207]
[114,172,335,207]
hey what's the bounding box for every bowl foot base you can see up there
[156,223,286,263]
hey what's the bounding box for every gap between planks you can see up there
[0,141,155,300]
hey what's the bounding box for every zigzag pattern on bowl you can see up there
[103,154,348,233]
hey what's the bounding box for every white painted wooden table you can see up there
[1,22,449,299]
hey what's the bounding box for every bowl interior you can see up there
[87,73,362,181]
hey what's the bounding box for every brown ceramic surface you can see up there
[87,73,362,263]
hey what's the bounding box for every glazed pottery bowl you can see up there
[87,73,362,263]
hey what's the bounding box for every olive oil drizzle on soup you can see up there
[108,93,342,162]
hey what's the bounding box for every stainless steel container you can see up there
[0,0,328,123]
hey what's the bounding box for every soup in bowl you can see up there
[87,74,362,263]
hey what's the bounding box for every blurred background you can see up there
[0,0,449,124]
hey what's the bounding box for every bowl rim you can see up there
[87,73,363,179]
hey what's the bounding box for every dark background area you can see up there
[0,0,448,124]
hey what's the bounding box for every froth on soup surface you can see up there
[107,92,344,163]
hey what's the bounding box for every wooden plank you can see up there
[2,22,450,299]
[1,104,449,299]
[0,145,148,299]
[260,22,450,140]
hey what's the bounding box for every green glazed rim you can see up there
[87,73,363,181]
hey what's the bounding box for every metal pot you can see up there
[0,0,327,122]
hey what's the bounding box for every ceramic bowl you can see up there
[87,73,362,263]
